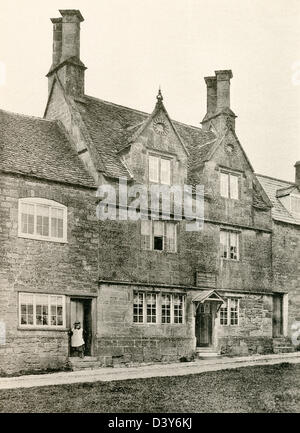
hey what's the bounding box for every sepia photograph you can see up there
[0,0,299,421]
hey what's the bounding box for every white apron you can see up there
[71,328,84,347]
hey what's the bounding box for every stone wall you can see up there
[272,221,300,335]
[0,173,97,374]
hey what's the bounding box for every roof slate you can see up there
[74,95,216,178]
[0,109,96,188]
[256,174,300,225]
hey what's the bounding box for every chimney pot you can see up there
[50,18,62,67]
[215,69,233,111]
[204,76,217,116]
[295,161,300,186]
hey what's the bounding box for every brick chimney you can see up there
[201,69,236,134]
[47,10,86,98]
[295,161,300,186]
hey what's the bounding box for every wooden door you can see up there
[70,299,92,356]
[196,302,213,347]
[273,295,283,337]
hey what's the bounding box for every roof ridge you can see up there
[83,94,211,134]
[0,108,54,123]
[256,173,295,185]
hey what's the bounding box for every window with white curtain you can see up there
[220,230,240,260]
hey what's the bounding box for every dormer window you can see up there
[149,154,171,185]
[18,198,67,243]
[220,171,239,200]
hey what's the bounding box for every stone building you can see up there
[0,10,299,374]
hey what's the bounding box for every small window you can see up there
[220,298,239,326]
[291,195,300,214]
[220,230,239,261]
[220,171,239,199]
[148,154,171,185]
[141,220,177,252]
[19,293,65,328]
[18,198,67,243]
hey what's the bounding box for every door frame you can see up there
[67,295,97,357]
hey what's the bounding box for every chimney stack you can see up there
[47,10,86,98]
[295,161,300,186]
[201,69,236,134]
[51,18,62,67]
[204,76,217,116]
[59,9,83,61]
[215,70,232,111]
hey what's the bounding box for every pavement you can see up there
[0,352,299,390]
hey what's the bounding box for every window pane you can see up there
[133,292,144,323]
[166,223,176,252]
[36,205,49,237]
[229,232,239,260]
[230,298,239,325]
[146,293,157,323]
[162,294,171,324]
[149,155,159,183]
[220,173,229,198]
[220,301,228,325]
[36,294,49,326]
[220,231,228,258]
[229,174,239,199]
[141,220,152,250]
[173,295,184,324]
[20,293,34,325]
[153,221,164,236]
[51,208,64,238]
[20,203,34,234]
[160,158,171,185]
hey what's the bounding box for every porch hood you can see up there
[192,289,224,304]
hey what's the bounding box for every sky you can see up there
[0,0,299,181]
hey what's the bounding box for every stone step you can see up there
[68,357,102,371]
[196,347,218,352]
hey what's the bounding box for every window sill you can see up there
[18,233,68,244]
[18,326,68,332]
[221,258,240,262]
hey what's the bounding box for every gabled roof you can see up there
[0,109,96,188]
[192,289,224,303]
[73,95,217,179]
[256,174,300,225]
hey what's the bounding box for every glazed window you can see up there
[149,154,171,185]
[220,171,239,199]
[133,292,185,324]
[219,298,239,326]
[19,293,65,328]
[18,198,67,243]
[133,291,157,324]
[220,230,239,261]
[141,220,177,252]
